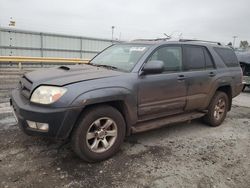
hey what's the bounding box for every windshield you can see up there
[90,44,150,72]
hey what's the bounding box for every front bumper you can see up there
[11,89,82,139]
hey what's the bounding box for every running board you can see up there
[131,112,205,133]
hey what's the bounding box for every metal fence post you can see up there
[18,62,22,70]
[80,37,83,59]
[40,33,44,67]
[40,33,44,57]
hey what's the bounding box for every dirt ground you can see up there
[0,91,250,188]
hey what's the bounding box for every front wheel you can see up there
[71,105,126,162]
[203,91,229,127]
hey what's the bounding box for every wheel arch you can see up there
[215,85,232,111]
[67,87,137,138]
[70,101,134,138]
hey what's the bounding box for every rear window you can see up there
[214,47,239,67]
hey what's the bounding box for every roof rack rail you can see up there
[132,38,168,42]
[179,39,222,46]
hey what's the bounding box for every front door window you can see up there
[148,46,182,72]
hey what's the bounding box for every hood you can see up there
[25,64,123,86]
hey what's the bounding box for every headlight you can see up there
[30,86,67,104]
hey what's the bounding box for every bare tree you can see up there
[240,41,249,49]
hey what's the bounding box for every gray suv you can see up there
[11,39,243,162]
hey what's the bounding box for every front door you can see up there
[138,45,187,120]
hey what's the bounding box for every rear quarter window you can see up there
[214,47,239,67]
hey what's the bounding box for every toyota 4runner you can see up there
[11,39,243,162]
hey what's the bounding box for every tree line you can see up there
[228,40,249,49]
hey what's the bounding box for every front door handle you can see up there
[177,75,186,81]
[208,72,216,77]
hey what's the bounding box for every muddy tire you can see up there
[203,91,229,127]
[71,105,126,162]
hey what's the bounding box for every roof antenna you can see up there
[163,33,171,40]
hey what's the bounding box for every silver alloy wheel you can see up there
[86,117,118,153]
[214,98,226,121]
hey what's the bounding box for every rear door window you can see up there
[183,45,205,70]
[203,48,215,69]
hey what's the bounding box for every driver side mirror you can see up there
[141,60,164,75]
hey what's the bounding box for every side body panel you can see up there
[137,72,187,121]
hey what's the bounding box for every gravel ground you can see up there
[0,90,250,188]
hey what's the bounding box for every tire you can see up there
[71,105,126,162]
[203,91,229,127]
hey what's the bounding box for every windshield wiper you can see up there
[92,64,118,70]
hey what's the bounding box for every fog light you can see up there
[27,120,37,129]
[26,120,49,132]
[36,122,49,131]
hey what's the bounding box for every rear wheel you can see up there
[203,91,229,127]
[71,105,126,162]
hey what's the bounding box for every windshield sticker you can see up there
[130,47,146,52]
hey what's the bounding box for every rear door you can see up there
[183,45,217,111]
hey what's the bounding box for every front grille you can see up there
[20,75,33,98]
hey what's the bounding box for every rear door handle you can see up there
[177,75,186,81]
[208,72,216,77]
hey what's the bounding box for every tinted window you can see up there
[214,47,239,67]
[184,46,205,70]
[203,48,215,69]
[148,46,182,72]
